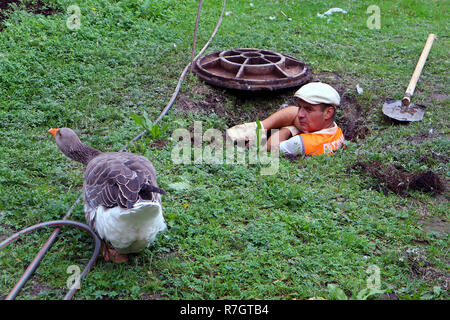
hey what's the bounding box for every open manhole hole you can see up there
[192,48,312,91]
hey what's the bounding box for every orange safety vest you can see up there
[300,124,345,155]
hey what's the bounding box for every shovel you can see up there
[382,34,436,122]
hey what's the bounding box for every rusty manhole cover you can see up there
[192,48,312,91]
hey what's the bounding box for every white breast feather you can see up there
[92,200,167,254]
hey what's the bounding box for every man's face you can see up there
[293,98,334,133]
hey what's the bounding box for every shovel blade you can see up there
[382,99,426,122]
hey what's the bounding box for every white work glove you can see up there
[226,121,266,143]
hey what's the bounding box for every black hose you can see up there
[0,220,101,300]
[1,197,83,300]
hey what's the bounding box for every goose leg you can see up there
[102,243,128,263]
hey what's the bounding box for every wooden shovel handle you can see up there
[402,34,436,106]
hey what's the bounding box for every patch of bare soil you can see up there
[177,85,227,117]
[430,93,449,103]
[143,293,165,300]
[151,139,168,150]
[177,83,283,127]
[404,248,449,291]
[338,103,371,141]
[416,151,449,169]
[351,161,446,195]
[0,0,59,30]
[0,223,16,242]
[408,131,449,145]
[281,153,304,163]
[419,216,449,237]
[29,277,58,298]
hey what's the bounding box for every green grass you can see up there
[0,0,449,300]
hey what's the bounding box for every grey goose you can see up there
[49,128,167,262]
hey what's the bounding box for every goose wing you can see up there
[83,152,165,212]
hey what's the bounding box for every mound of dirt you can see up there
[351,161,446,195]
[411,170,446,193]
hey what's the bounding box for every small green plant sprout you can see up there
[255,119,263,160]
[131,107,169,140]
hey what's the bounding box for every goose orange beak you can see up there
[48,128,59,137]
